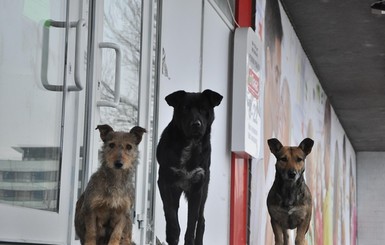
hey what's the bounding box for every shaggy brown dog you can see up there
[75,124,146,245]
[267,138,314,245]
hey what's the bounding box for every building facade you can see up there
[0,0,356,244]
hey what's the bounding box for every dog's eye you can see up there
[126,144,132,151]
[280,157,288,162]
[109,143,115,148]
[199,108,208,114]
[296,157,303,162]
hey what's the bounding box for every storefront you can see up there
[0,0,237,244]
[0,0,357,244]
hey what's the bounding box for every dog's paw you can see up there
[170,167,186,177]
[190,167,205,183]
[85,241,97,245]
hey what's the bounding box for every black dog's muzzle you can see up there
[191,119,202,129]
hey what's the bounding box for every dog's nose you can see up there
[191,120,202,128]
[288,169,297,179]
[114,161,123,169]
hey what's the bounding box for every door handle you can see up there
[97,42,122,108]
[41,19,86,91]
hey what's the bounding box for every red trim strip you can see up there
[235,0,252,27]
[230,1,252,244]
[230,154,236,245]
[230,153,249,245]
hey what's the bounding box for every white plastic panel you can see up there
[154,1,232,244]
[201,3,232,245]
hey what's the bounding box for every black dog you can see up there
[157,89,223,245]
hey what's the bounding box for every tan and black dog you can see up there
[267,138,314,245]
[75,124,146,245]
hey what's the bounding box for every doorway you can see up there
[0,0,158,244]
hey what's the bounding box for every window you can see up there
[212,0,236,24]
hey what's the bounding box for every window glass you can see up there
[212,0,235,23]
[100,0,142,131]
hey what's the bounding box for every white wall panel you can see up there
[201,3,232,245]
[154,1,232,244]
[357,152,385,245]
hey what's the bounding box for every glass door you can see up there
[0,0,88,243]
[77,0,159,244]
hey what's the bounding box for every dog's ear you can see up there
[165,90,186,107]
[130,126,147,145]
[299,138,314,156]
[96,124,114,142]
[202,89,223,107]
[267,138,283,157]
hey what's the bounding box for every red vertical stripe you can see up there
[235,0,253,27]
[230,153,249,245]
[230,1,252,244]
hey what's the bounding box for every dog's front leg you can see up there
[84,213,97,245]
[295,225,307,245]
[295,212,311,245]
[158,177,183,245]
[271,219,287,245]
[120,214,132,245]
[108,214,126,245]
[194,175,209,245]
[185,190,203,245]
[188,167,205,183]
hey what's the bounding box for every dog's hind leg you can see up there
[158,178,182,245]
[75,194,86,244]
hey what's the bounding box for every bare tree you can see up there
[100,0,142,130]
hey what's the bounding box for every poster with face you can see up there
[248,0,357,244]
